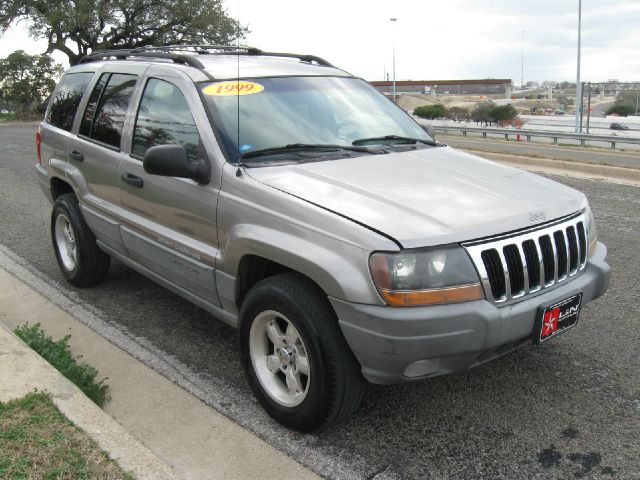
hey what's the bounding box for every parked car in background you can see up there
[610,122,629,130]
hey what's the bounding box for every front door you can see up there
[118,70,221,306]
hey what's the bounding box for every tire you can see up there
[51,193,110,287]
[239,273,366,431]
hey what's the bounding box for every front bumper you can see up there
[332,242,610,384]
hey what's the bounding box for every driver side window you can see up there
[132,79,201,161]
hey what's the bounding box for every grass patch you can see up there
[0,112,17,122]
[14,324,109,407]
[0,392,134,480]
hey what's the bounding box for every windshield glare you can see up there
[200,76,432,162]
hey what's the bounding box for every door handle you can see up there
[121,173,144,188]
[69,150,84,162]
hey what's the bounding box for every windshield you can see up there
[200,76,433,163]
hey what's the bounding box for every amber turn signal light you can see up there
[378,283,484,306]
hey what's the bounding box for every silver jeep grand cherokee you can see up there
[36,46,610,431]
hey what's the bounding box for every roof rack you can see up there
[78,45,335,72]
[78,49,207,69]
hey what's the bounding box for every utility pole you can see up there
[579,82,585,132]
[390,18,397,102]
[521,30,525,89]
[574,0,582,133]
[586,82,592,134]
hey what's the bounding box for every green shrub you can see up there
[471,103,518,125]
[492,104,518,123]
[605,90,639,117]
[414,104,446,119]
[0,112,17,122]
[14,324,109,407]
[471,103,495,125]
[606,103,635,116]
[445,106,470,122]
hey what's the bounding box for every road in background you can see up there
[439,135,640,169]
[428,115,640,148]
[1,124,639,479]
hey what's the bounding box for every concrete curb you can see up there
[0,322,178,480]
[464,149,640,186]
[0,259,321,480]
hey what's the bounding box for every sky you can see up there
[1,0,638,84]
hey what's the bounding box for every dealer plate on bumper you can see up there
[533,293,583,344]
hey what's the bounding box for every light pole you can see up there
[521,30,525,89]
[390,17,397,101]
[574,0,582,133]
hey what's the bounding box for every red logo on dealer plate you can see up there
[542,307,560,338]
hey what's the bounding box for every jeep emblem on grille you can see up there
[528,211,546,222]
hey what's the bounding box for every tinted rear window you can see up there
[46,72,94,132]
[79,73,108,137]
[83,73,137,149]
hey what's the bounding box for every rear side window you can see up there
[81,73,137,149]
[46,72,94,132]
[132,79,200,160]
[79,73,108,137]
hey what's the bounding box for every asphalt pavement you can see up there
[1,123,639,479]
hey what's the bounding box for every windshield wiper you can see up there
[352,135,437,146]
[241,143,374,159]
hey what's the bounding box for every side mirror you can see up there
[143,144,210,184]
[421,124,436,140]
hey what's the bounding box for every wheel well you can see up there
[236,255,293,306]
[50,178,75,200]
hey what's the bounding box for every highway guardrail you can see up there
[428,124,640,150]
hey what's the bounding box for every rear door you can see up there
[67,64,146,253]
[118,67,221,306]
[40,71,95,191]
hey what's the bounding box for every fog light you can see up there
[403,358,441,378]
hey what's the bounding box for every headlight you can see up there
[369,247,484,306]
[585,207,598,257]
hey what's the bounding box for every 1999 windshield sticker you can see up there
[202,81,264,96]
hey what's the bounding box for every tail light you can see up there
[36,127,42,165]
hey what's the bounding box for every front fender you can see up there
[219,223,383,309]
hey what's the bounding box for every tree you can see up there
[0,50,63,117]
[445,106,470,122]
[606,90,639,117]
[471,103,518,126]
[0,0,247,66]
[471,103,495,126]
[413,104,446,120]
[491,104,518,123]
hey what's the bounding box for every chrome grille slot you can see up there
[481,249,506,300]
[539,235,555,285]
[566,226,579,273]
[503,245,524,296]
[464,212,589,305]
[553,230,568,279]
[521,240,540,290]
[577,222,587,264]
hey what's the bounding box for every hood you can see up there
[246,146,587,248]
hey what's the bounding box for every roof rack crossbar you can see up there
[78,45,335,71]
[131,45,251,53]
[79,49,207,70]
[130,45,334,67]
[214,50,334,67]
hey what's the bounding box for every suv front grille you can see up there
[463,212,588,305]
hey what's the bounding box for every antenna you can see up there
[236,0,241,174]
